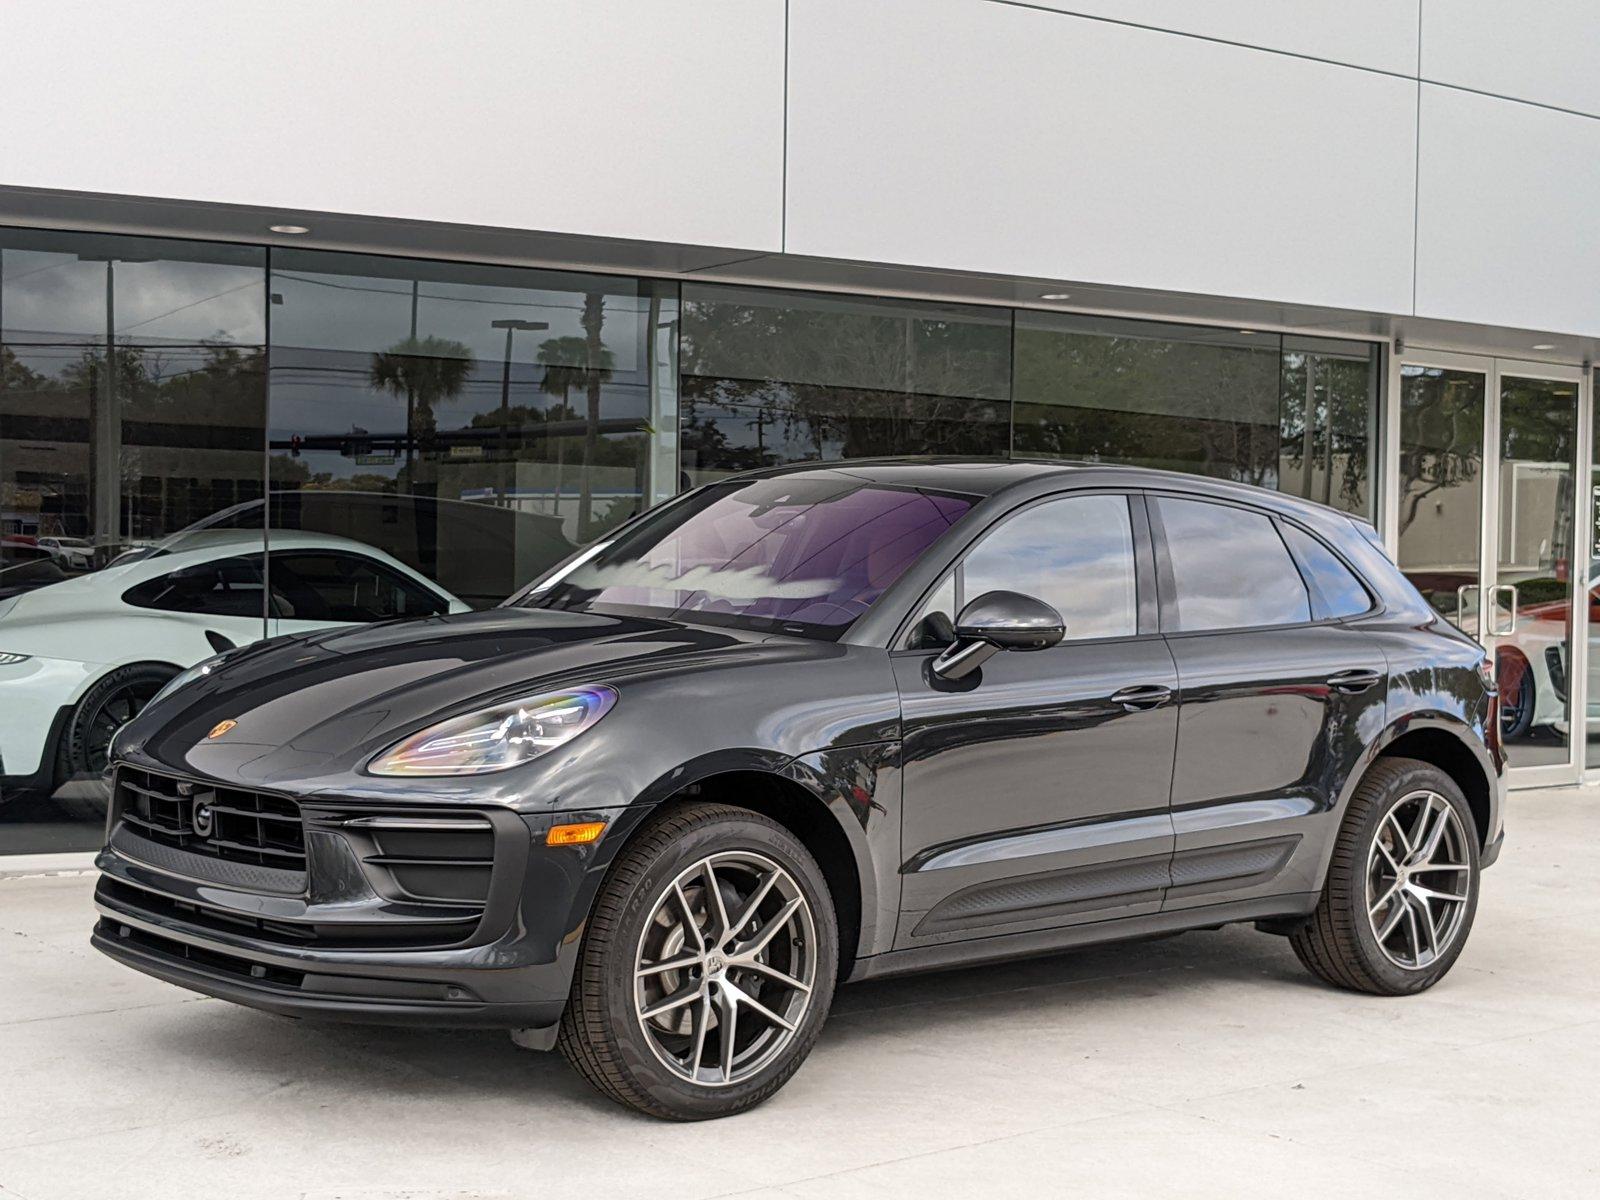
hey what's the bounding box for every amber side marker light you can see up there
[547,821,607,847]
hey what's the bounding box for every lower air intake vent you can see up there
[339,815,496,906]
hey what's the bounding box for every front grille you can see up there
[114,767,306,873]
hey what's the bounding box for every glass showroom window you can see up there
[265,251,678,609]
[678,284,1011,484]
[0,228,267,852]
[1012,313,1378,519]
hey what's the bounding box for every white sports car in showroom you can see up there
[0,530,466,800]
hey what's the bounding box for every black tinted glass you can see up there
[1012,314,1378,519]
[269,552,448,622]
[962,494,1138,641]
[122,555,265,617]
[1156,498,1309,631]
[679,285,1011,484]
[1281,524,1370,619]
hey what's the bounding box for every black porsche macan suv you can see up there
[93,459,1504,1120]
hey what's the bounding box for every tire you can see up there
[1291,757,1480,996]
[558,802,839,1120]
[1496,650,1535,741]
[59,663,179,788]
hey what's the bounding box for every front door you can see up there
[1395,354,1583,786]
[892,490,1179,949]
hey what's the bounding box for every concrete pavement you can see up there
[1,788,1596,1199]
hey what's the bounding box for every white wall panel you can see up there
[0,0,786,251]
[1013,1,1419,76]
[1423,0,1600,117]
[786,0,1417,314]
[1415,84,1600,335]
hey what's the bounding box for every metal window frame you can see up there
[1386,347,1591,790]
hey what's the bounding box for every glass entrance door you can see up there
[1396,354,1584,786]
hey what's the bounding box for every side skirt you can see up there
[847,892,1320,983]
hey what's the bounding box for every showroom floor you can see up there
[1,789,1595,1200]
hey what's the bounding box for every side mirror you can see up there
[931,590,1065,681]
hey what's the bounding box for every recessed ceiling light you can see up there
[268,224,310,235]
[1038,292,1071,301]
[1532,343,1556,351]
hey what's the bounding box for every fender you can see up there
[553,744,897,978]
[1311,708,1502,886]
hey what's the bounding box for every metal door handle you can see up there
[1492,584,1519,636]
[1110,684,1173,711]
[1328,668,1382,694]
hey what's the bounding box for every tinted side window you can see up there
[961,494,1138,642]
[269,553,447,622]
[1155,498,1309,631]
[122,555,265,618]
[1281,524,1372,619]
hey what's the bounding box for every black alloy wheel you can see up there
[60,663,178,787]
[1495,650,1535,741]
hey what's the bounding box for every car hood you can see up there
[122,606,845,791]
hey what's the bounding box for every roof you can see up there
[735,456,1083,496]
[730,456,1370,528]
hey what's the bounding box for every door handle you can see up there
[1110,683,1173,711]
[1328,668,1382,694]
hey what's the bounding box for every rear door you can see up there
[1148,494,1387,913]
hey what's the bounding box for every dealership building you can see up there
[3,0,1599,860]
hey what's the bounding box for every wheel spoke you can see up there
[640,981,703,1021]
[636,954,702,980]
[1411,861,1470,874]
[1410,884,1468,905]
[1403,901,1423,961]
[738,959,812,995]
[716,985,739,1084]
[1373,898,1407,943]
[1375,837,1403,873]
[702,861,733,944]
[1368,881,1400,921]
[1406,892,1437,960]
[671,882,705,953]
[733,896,803,958]
[724,980,796,1033]
[687,990,713,1077]
[1384,811,1414,859]
[725,869,780,943]
[1405,794,1437,858]
[1413,799,1451,866]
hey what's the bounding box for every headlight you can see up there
[148,650,233,709]
[0,652,30,665]
[367,686,618,777]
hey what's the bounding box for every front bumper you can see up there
[91,906,566,1029]
[0,653,94,785]
[1481,826,1505,869]
[90,766,639,1035]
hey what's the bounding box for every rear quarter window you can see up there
[1280,524,1374,620]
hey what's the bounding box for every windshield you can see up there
[527,476,975,638]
